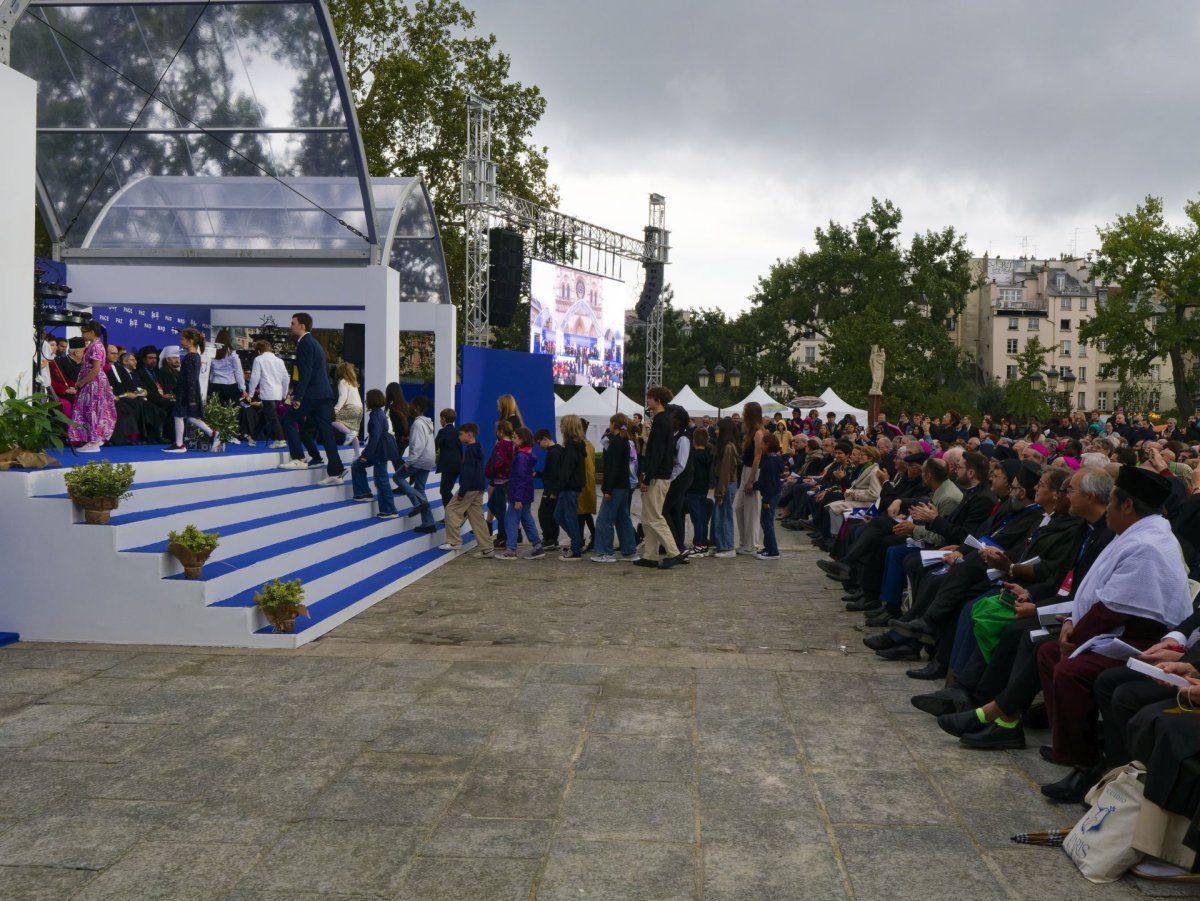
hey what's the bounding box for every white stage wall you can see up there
[0,67,37,392]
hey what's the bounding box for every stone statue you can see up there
[869,345,886,396]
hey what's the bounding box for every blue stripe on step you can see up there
[254,545,449,634]
[123,499,358,553]
[38,465,301,498]
[108,482,333,526]
[210,525,435,607]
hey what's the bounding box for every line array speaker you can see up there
[488,228,524,327]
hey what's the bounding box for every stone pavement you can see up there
[0,529,1195,899]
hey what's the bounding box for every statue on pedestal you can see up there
[869,345,886,396]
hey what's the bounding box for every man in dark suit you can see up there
[107,350,165,443]
[279,312,345,484]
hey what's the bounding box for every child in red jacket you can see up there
[483,419,515,550]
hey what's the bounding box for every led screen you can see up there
[529,260,624,388]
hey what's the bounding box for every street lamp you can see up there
[699,363,740,418]
[728,367,742,390]
[1029,370,1045,391]
[1046,366,1060,392]
[713,363,726,387]
[1059,367,1076,414]
[697,366,710,389]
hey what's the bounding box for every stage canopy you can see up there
[672,385,719,418]
[819,387,869,424]
[731,385,789,416]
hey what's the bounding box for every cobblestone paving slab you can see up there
[0,530,1190,898]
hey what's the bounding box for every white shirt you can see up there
[335,379,363,413]
[248,352,289,401]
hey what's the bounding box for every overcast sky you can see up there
[470,1,1200,314]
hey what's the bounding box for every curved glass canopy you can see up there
[13,0,378,257]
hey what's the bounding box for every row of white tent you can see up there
[553,385,868,445]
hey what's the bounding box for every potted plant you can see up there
[63,459,135,524]
[202,394,239,447]
[166,525,220,579]
[0,386,72,470]
[254,578,308,633]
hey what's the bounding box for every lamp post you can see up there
[699,363,740,418]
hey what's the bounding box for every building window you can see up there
[1027,318,1039,330]
[1006,364,1018,380]
[1097,338,1107,352]
[1151,363,1162,381]
[1000,288,1022,304]
[946,317,957,332]
[1098,391,1108,411]
[1079,297,1088,311]
[1150,391,1161,410]
[1078,366,1087,383]
[1060,297,1072,311]
[1078,342,1087,357]
[1055,272,1066,290]
[1006,338,1019,354]
[1078,391,1087,409]
[1060,339,1072,355]
[1060,319,1071,331]
[804,346,816,364]
[1007,318,1019,331]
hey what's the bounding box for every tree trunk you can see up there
[1169,344,1192,415]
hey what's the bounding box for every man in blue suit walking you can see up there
[278,312,346,485]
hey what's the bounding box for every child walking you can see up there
[484,420,515,549]
[711,417,739,558]
[554,415,587,560]
[495,427,545,560]
[590,413,639,563]
[351,389,400,518]
[438,423,491,553]
[534,428,563,550]
[434,407,461,512]
[754,433,785,560]
[331,362,363,456]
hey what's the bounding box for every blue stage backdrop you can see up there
[90,305,213,353]
[460,347,555,460]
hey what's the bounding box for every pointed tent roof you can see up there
[731,385,789,415]
[600,387,643,416]
[818,388,869,424]
[554,393,565,410]
[556,385,609,419]
[672,385,719,417]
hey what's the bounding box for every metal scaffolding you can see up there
[460,97,668,351]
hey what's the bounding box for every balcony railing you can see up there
[994,298,1048,313]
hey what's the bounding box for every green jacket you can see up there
[912,479,963,546]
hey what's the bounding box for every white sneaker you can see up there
[227,437,241,445]
[590,554,616,563]
[754,551,781,560]
[210,439,224,453]
[246,439,257,447]
[78,442,102,453]
[269,440,289,449]
[438,543,460,551]
[621,555,642,563]
[713,550,736,559]
[278,459,308,470]
[318,473,346,486]
[735,548,756,555]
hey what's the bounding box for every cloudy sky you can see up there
[470,1,1200,314]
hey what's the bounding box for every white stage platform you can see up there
[0,446,474,648]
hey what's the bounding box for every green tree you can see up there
[748,199,978,414]
[328,0,558,321]
[1080,195,1200,414]
[1001,336,1051,422]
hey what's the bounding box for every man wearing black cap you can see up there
[1035,465,1194,802]
[58,337,86,382]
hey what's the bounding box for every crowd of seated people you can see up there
[792,405,1200,880]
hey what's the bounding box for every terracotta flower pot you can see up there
[256,600,309,633]
[69,493,119,525]
[167,542,212,580]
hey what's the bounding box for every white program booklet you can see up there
[1037,601,1074,625]
[920,550,948,567]
[1070,634,1141,660]
[1126,657,1191,688]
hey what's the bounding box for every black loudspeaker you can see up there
[635,261,664,321]
[343,322,365,370]
[488,228,524,327]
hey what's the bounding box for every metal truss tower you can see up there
[644,193,668,390]
[460,98,667,350]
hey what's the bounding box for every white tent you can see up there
[554,393,565,410]
[672,384,719,418]
[599,387,643,417]
[818,387,869,425]
[730,384,789,416]
[555,385,612,447]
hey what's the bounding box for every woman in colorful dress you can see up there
[66,321,117,452]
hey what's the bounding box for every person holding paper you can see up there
[1034,466,1193,803]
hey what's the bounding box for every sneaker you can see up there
[754,551,781,560]
[163,445,187,454]
[438,543,460,551]
[318,474,346,486]
[210,439,225,453]
[246,439,257,447]
[268,440,288,449]
[414,524,437,534]
[494,549,517,560]
[227,437,241,445]
[713,549,736,559]
[307,458,325,468]
[560,551,583,561]
[633,558,660,568]
[78,442,102,453]
[590,554,616,563]
[526,545,546,559]
[278,459,307,469]
[352,494,374,503]
[735,548,756,555]
[543,542,561,551]
[376,512,398,519]
[473,547,494,558]
[620,554,642,563]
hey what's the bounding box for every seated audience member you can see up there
[1034,466,1193,802]
[158,346,182,395]
[107,350,165,444]
[58,337,86,382]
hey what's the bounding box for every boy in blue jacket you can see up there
[438,423,490,552]
[495,427,545,560]
[351,389,400,518]
[754,433,785,559]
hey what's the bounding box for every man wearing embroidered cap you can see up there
[1035,464,1193,803]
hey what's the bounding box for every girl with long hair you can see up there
[164,328,220,453]
[497,394,524,431]
[733,401,765,554]
[711,417,739,557]
[208,328,245,406]
[331,361,363,456]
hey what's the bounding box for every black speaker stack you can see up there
[488,228,524,327]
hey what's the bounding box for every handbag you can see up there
[1062,763,1146,883]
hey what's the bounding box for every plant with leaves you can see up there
[328,0,558,325]
[0,386,72,465]
[63,459,135,501]
[1001,336,1052,423]
[748,199,978,414]
[202,395,240,442]
[167,524,220,555]
[254,577,309,632]
[1080,195,1200,415]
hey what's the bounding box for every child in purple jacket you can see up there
[495,427,544,560]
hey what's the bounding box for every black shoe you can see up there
[876,643,922,662]
[817,559,852,581]
[781,521,803,531]
[1041,767,1102,804]
[406,503,430,519]
[633,558,660,568]
[906,660,948,680]
[912,687,972,717]
[845,597,878,612]
[794,519,816,530]
[960,721,1026,750]
[659,553,689,569]
[890,617,937,644]
[1039,745,1055,763]
[414,524,436,534]
[937,709,987,737]
[863,633,897,651]
[841,589,864,602]
[864,609,892,627]
[1023,701,1049,730]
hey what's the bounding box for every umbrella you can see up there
[787,396,825,409]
